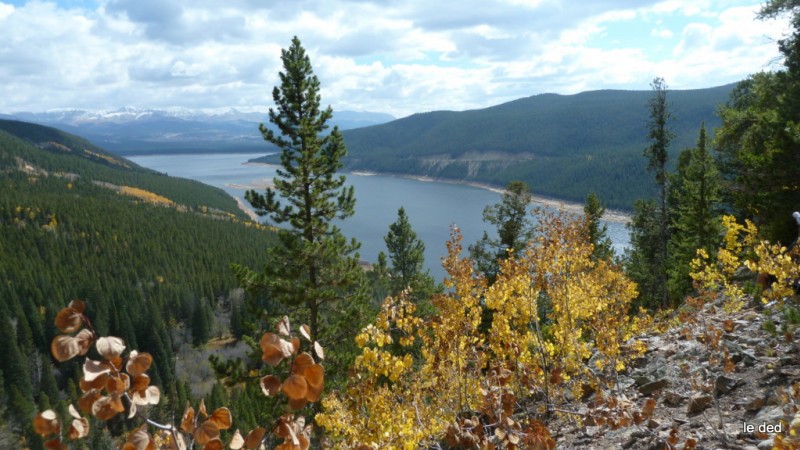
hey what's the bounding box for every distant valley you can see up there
[1,108,394,154]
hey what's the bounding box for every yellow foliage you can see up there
[690,215,799,308]
[119,186,175,206]
[319,213,647,448]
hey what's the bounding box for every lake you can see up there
[129,153,630,281]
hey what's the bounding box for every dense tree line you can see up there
[0,133,278,447]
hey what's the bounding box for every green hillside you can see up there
[323,84,733,209]
[0,119,248,219]
[0,122,277,445]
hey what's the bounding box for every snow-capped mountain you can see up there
[1,107,394,154]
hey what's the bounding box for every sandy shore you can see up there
[233,196,259,222]
[242,161,631,224]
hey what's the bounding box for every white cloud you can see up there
[0,0,790,117]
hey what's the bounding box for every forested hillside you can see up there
[0,123,278,447]
[308,84,731,209]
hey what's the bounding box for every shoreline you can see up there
[232,196,259,222]
[246,162,630,224]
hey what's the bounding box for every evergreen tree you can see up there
[233,36,367,345]
[583,192,614,261]
[627,78,674,309]
[470,180,535,283]
[625,199,661,308]
[667,124,722,300]
[384,207,436,300]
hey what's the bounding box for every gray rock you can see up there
[639,378,670,395]
[687,395,714,415]
[715,375,740,395]
[664,390,687,406]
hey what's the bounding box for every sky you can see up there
[0,0,792,118]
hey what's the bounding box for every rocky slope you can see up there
[555,294,800,450]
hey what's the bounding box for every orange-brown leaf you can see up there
[244,427,266,449]
[260,375,281,397]
[199,398,207,417]
[281,374,308,401]
[641,398,656,419]
[194,420,220,446]
[79,372,108,392]
[44,438,66,450]
[92,394,125,421]
[260,333,293,367]
[33,410,59,436]
[83,359,112,382]
[122,426,154,450]
[105,374,130,395]
[292,353,314,375]
[202,439,223,450]
[75,329,94,356]
[209,407,232,430]
[52,335,81,362]
[68,299,86,314]
[55,307,82,334]
[126,351,153,378]
[288,396,308,411]
[133,374,150,392]
[77,390,102,414]
[180,406,196,434]
[68,418,89,440]
[722,319,735,333]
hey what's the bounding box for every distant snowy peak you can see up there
[9,107,394,127]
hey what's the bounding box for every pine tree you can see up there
[627,78,674,309]
[470,180,534,283]
[583,192,614,261]
[667,124,722,300]
[716,0,800,244]
[233,36,366,345]
[384,207,435,300]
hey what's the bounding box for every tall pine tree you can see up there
[233,36,366,345]
[667,123,722,300]
[626,78,674,309]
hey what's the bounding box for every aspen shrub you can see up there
[318,211,648,449]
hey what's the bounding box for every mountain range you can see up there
[332,83,737,209]
[0,108,394,154]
